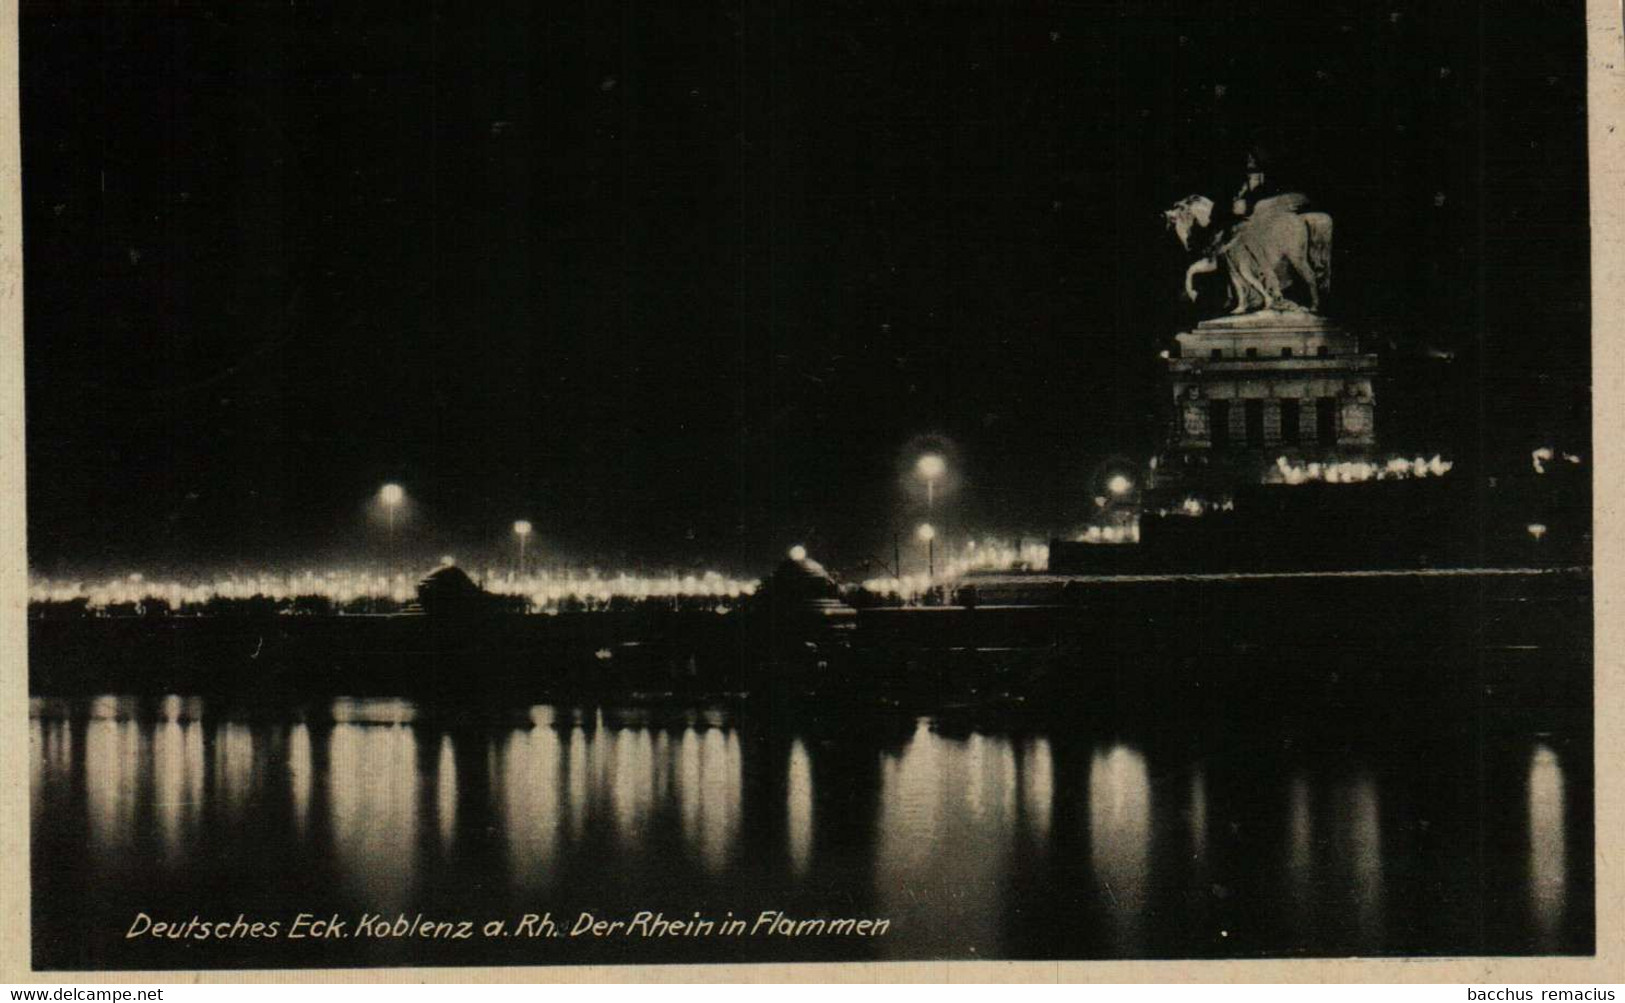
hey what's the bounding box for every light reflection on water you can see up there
[787,739,813,876]
[436,734,458,852]
[1287,771,1314,910]
[691,728,741,872]
[151,716,203,864]
[327,720,421,914]
[27,695,1589,962]
[567,727,589,842]
[871,722,1065,956]
[1022,738,1054,845]
[875,720,1001,954]
[31,718,72,836]
[288,724,312,837]
[1088,744,1152,954]
[84,715,141,857]
[1188,765,1208,866]
[610,728,655,846]
[214,723,256,819]
[1345,775,1385,951]
[329,696,418,726]
[1529,743,1567,946]
[499,725,562,893]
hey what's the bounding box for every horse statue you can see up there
[1163,192,1334,315]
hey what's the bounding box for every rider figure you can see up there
[1229,149,1306,231]
[1231,151,1286,218]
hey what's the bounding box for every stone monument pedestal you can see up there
[1152,310,1379,498]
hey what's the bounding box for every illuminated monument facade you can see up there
[1154,311,1379,496]
[1151,162,1378,500]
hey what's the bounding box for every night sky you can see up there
[21,0,1591,578]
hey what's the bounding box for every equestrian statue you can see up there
[1163,156,1334,316]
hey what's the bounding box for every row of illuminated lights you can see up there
[1266,454,1453,485]
[29,535,1050,607]
[28,568,762,609]
[1158,492,1554,542]
[44,442,1572,612]
[854,537,1052,596]
[30,543,1049,608]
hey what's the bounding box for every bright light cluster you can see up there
[858,537,1050,598]
[1267,454,1453,486]
[1530,447,1582,475]
[1155,496,1236,518]
[30,566,758,613]
[497,569,756,610]
[1077,522,1140,544]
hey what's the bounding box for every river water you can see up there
[30,692,1592,969]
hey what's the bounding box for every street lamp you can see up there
[916,522,936,580]
[378,483,405,604]
[513,520,533,580]
[379,482,405,542]
[788,544,808,562]
[916,453,946,513]
[1527,522,1548,567]
[1108,474,1134,497]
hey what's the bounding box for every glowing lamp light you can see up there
[788,545,808,562]
[1527,523,1548,542]
[1108,474,1134,496]
[439,555,456,566]
[513,520,533,538]
[916,454,946,481]
[379,483,404,506]
[916,523,936,543]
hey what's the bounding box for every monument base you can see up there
[1152,310,1380,499]
[1176,308,1359,361]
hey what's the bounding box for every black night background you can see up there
[21,0,1590,576]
